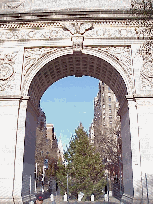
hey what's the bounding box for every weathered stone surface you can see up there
[0,0,131,14]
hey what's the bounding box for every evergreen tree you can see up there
[56,124,106,200]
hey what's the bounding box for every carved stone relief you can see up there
[139,41,153,89]
[71,36,84,52]
[85,27,137,39]
[23,46,73,79]
[24,47,61,75]
[0,28,71,41]
[0,20,153,42]
[131,0,152,10]
[62,22,93,53]
[85,46,132,76]
[5,0,25,9]
[0,51,17,91]
[62,22,93,35]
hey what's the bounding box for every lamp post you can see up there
[67,173,69,203]
[35,163,37,193]
[118,156,123,196]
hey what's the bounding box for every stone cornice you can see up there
[0,10,153,23]
[126,94,153,100]
[0,19,152,30]
[0,95,30,100]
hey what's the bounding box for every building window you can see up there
[109,97,111,102]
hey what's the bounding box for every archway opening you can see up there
[22,52,132,202]
[28,53,127,109]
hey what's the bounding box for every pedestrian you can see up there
[35,193,44,204]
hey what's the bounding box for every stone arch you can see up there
[22,47,133,109]
[20,47,134,203]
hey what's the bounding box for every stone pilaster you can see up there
[22,100,39,203]
[13,97,29,204]
[135,96,153,203]
[0,96,22,203]
[119,100,133,204]
[127,96,143,203]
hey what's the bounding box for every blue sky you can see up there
[40,76,99,150]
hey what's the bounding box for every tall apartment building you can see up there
[35,109,58,179]
[89,81,122,181]
[46,124,58,149]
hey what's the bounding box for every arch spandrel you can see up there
[21,46,134,108]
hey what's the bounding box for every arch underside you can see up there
[28,53,127,107]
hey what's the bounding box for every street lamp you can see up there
[118,156,122,196]
[67,173,69,203]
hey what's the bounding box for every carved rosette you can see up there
[139,41,153,89]
[0,52,17,91]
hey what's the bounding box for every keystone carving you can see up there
[72,36,84,52]
[62,22,93,52]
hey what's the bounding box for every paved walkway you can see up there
[43,194,121,204]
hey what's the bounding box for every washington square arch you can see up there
[1,0,153,203]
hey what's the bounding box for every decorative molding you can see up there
[0,20,153,42]
[0,52,17,91]
[85,27,137,39]
[0,20,153,30]
[0,22,62,29]
[0,28,71,41]
[139,41,153,89]
[136,98,153,106]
